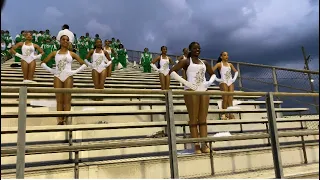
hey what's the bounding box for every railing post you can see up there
[272,68,279,92]
[236,63,243,91]
[16,86,28,179]
[165,90,179,179]
[266,92,284,179]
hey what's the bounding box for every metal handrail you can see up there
[127,49,319,74]
[2,86,319,179]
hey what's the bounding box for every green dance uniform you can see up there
[117,48,127,68]
[77,39,89,60]
[141,52,152,73]
[41,43,56,68]
[111,48,119,71]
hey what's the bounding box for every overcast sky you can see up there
[1,0,319,70]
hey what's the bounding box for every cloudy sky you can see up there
[1,0,319,70]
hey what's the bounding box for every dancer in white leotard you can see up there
[40,34,87,125]
[212,52,238,120]
[176,48,188,82]
[150,46,174,90]
[169,42,217,154]
[104,40,115,77]
[84,39,112,93]
[10,31,44,83]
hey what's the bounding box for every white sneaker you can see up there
[23,80,31,83]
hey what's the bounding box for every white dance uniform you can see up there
[104,47,113,60]
[175,55,186,64]
[159,55,170,76]
[184,58,207,91]
[91,49,108,73]
[219,62,233,86]
[21,42,36,64]
[54,50,74,82]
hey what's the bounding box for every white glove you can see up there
[41,63,56,74]
[231,72,238,83]
[14,53,24,59]
[103,61,112,68]
[84,59,92,67]
[170,71,197,90]
[203,74,217,88]
[70,64,87,76]
[151,63,159,72]
[33,54,42,60]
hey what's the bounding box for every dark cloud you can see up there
[1,0,318,69]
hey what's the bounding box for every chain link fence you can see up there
[127,50,319,129]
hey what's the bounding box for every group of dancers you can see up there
[6,27,238,154]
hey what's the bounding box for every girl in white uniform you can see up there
[84,39,112,91]
[10,31,44,83]
[40,34,87,125]
[212,52,238,120]
[104,40,115,77]
[176,48,189,83]
[169,42,217,154]
[151,46,174,90]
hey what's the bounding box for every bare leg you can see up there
[227,84,235,119]
[92,70,100,89]
[99,69,108,89]
[27,61,36,80]
[159,73,166,90]
[63,77,73,124]
[21,60,28,80]
[184,92,201,153]
[107,63,112,77]
[165,75,170,90]
[219,83,228,120]
[198,94,210,153]
[54,77,64,125]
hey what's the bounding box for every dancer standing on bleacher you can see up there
[212,52,238,120]
[10,31,44,83]
[140,48,152,73]
[176,48,188,81]
[151,46,174,90]
[84,39,112,93]
[40,34,88,125]
[169,42,217,154]
[104,40,116,77]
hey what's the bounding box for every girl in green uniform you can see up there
[77,36,89,60]
[40,37,56,68]
[140,48,152,73]
[116,44,128,69]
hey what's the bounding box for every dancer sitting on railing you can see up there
[84,38,112,97]
[40,34,87,125]
[151,46,174,90]
[212,52,238,120]
[169,42,217,154]
[104,39,115,77]
[140,48,152,73]
[10,31,44,83]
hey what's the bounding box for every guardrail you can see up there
[1,87,319,179]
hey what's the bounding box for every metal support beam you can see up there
[165,90,179,179]
[266,92,284,178]
[16,86,28,179]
